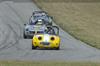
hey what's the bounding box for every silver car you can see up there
[23,20,48,39]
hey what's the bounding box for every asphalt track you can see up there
[0,0,100,62]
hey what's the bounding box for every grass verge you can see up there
[34,0,100,49]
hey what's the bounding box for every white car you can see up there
[23,20,48,39]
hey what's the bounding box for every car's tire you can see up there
[30,36,33,39]
[48,22,52,26]
[32,44,37,50]
[50,22,53,26]
[55,46,60,50]
[23,33,27,39]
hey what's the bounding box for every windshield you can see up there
[46,26,59,35]
[33,13,47,19]
[44,28,55,35]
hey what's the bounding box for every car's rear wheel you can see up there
[48,23,52,26]
[32,44,37,50]
[55,46,60,50]
[23,34,27,39]
[30,36,33,39]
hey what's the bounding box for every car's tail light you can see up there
[38,36,42,40]
[26,28,29,31]
[51,37,55,41]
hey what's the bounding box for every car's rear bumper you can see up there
[24,32,34,37]
[33,42,60,48]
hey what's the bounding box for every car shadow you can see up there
[32,47,65,51]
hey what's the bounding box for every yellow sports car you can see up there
[32,26,60,50]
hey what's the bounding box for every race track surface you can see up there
[0,0,100,62]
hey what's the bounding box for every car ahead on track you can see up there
[32,26,60,50]
[33,11,48,16]
[30,11,53,26]
[23,19,48,39]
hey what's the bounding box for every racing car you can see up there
[30,11,53,26]
[23,19,48,39]
[33,11,48,16]
[32,26,60,50]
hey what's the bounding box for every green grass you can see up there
[33,0,100,2]
[34,0,100,49]
[0,61,99,66]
